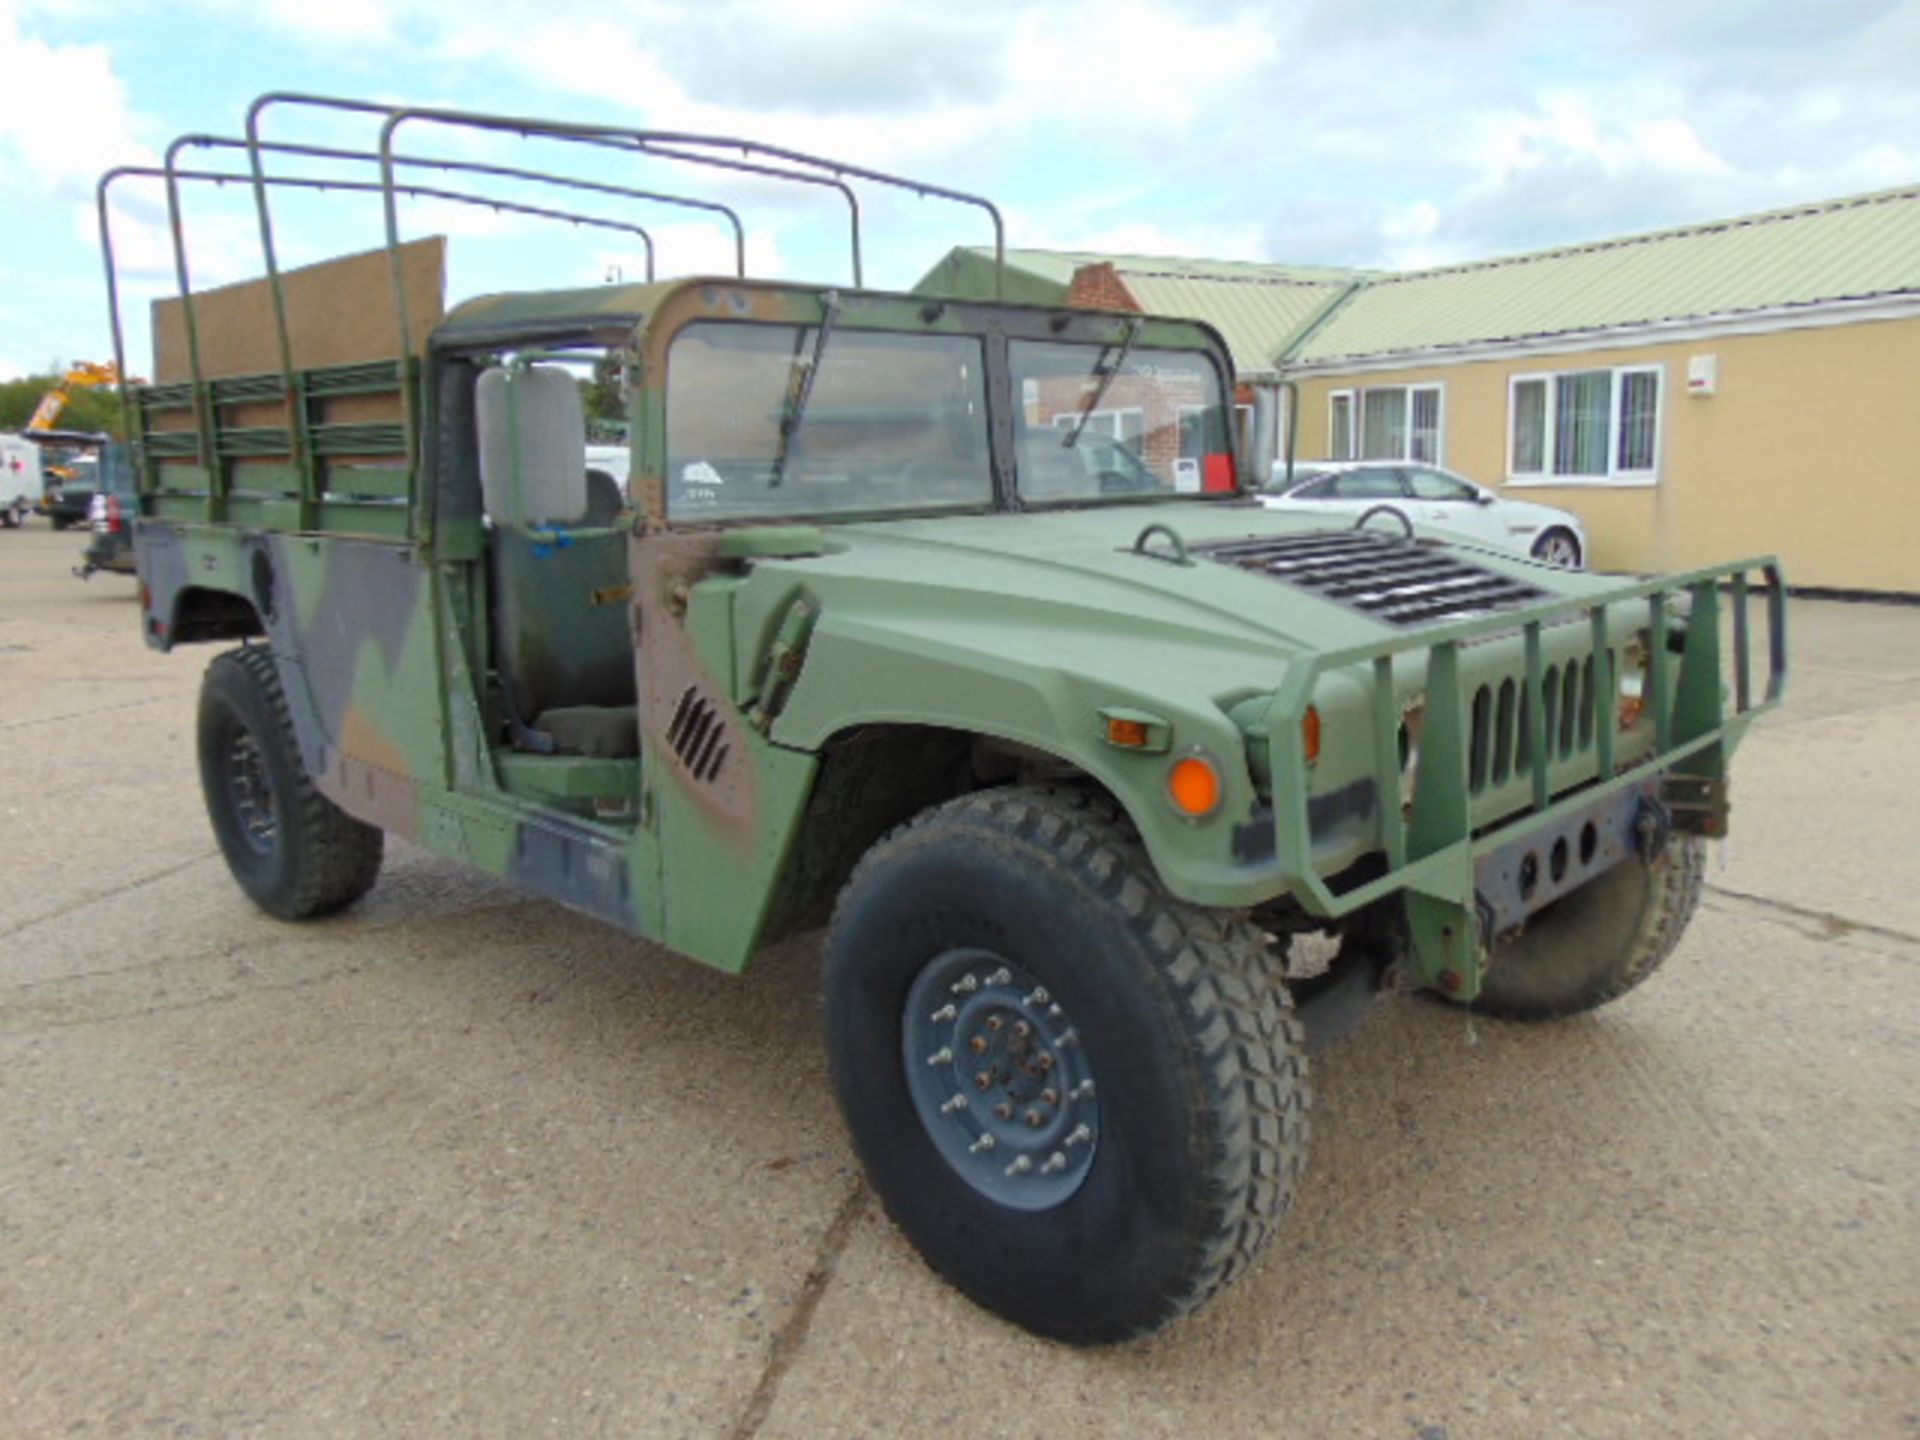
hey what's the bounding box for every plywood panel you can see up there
[152,237,445,383]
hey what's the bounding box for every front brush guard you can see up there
[1261,560,1787,1001]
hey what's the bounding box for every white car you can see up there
[1263,460,1588,568]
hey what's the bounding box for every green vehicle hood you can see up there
[756,500,1611,752]
[783,501,1603,653]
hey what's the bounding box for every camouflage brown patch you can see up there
[631,527,756,845]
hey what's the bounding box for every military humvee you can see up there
[102,96,1785,1344]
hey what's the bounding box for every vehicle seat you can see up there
[477,364,638,757]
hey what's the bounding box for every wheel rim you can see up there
[1537,533,1579,567]
[902,948,1100,1211]
[222,727,278,857]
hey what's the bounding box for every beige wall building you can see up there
[921,186,1920,594]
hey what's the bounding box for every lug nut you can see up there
[1041,1088,1059,1107]
[926,1047,953,1066]
[1025,987,1050,1006]
[1039,1152,1067,1175]
[1012,1020,1031,1039]
[1005,1156,1033,1177]
[986,968,1012,986]
[994,1102,1013,1120]
[1035,1053,1055,1073]
[986,1015,1003,1032]
[970,1035,988,1054]
[969,1133,996,1153]
[1070,1080,1096,1101]
[973,1072,993,1091]
[940,1095,968,1114]
[951,974,979,995]
[929,1004,957,1023]
[1025,1109,1045,1128]
[1065,1124,1093,1148]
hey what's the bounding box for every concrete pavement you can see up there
[2,526,1913,1438]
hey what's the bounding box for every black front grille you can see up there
[1193,531,1553,629]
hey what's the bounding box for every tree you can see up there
[579,353,626,438]
[0,370,128,438]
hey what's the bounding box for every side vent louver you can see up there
[665,685,730,783]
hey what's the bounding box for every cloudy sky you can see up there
[3,0,1917,379]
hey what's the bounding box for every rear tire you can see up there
[1464,836,1704,1020]
[198,646,384,920]
[824,785,1309,1343]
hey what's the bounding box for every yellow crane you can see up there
[27,361,121,431]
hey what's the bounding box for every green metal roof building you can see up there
[916,185,1920,592]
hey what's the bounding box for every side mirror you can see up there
[1475,491,1496,507]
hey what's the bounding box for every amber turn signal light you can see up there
[1166,754,1223,819]
[1106,716,1151,749]
[1301,705,1322,765]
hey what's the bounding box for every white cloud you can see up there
[590,221,785,284]
[0,3,150,199]
[8,0,1919,391]
[1009,211,1269,265]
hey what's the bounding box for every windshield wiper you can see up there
[771,290,841,487]
[1062,317,1141,450]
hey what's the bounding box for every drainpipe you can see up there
[1277,378,1299,489]
[1248,382,1279,490]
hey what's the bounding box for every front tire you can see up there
[823,785,1309,1344]
[1465,835,1704,1020]
[198,646,384,920]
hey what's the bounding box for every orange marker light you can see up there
[1166,755,1223,819]
[1106,717,1151,749]
[1301,706,1322,765]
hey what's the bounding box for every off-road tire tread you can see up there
[208,645,384,918]
[833,783,1310,1339]
[1476,834,1703,1021]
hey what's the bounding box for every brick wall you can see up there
[1064,262,1142,313]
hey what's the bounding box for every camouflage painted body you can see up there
[132,277,1785,990]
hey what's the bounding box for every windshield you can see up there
[1009,340,1233,502]
[666,322,992,520]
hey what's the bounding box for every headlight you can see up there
[1618,636,1649,729]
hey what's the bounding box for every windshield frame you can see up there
[634,279,1243,527]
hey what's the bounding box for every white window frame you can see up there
[1507,364,1663,487]
[1340,383,1444,464]
[1328,389,1355,461]
[1051,406,1144,444]
[1407,384,1444,465]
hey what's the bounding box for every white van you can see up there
[1,433,43,527]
